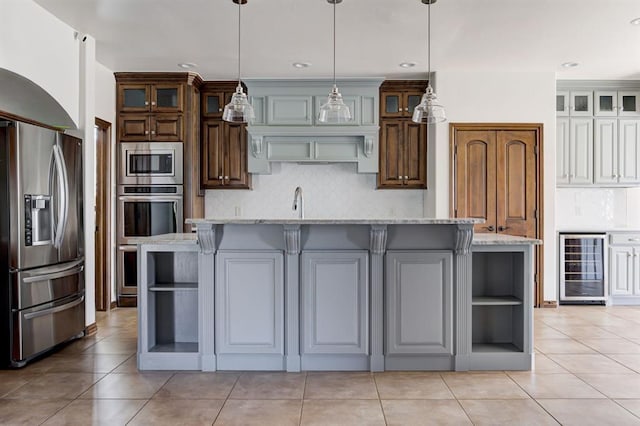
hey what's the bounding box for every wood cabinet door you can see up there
[224,122,251,189]
[202,91,225,118]
[118,114,149,141]
[378,120,405,187]
[118,84,150,112]
[496,130,537,238]
[201,120,224,188]
[150,114,183,141]
[151,84,184,113]
[453,130,497,233]
[404,121,427,188]
[380,92,406,118]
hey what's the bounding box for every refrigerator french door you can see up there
[1,120,85,367]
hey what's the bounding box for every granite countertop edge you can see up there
[185,218,484,225]
[472,234,542,245]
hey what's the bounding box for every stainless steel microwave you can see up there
[119,142,183,185]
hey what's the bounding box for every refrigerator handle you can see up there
[52,141,69,248]
[23,295,84,320]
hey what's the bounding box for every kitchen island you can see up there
[136,220,540,372]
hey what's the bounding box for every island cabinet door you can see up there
[301,251,369,370]
[385,251,453,357]
[215,251,284,370]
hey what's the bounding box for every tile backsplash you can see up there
[555,187,637,230]
[204,163,424,219]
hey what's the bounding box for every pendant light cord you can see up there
[237,0,242,87]
[333,0,336,87]
[427,0,431,84]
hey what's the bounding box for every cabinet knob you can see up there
[498,225,509,232]
[151,101,156,106]
[398,176,403,180]
[224,176,229,180]
[486,226,495,231]
[151,130,156,135]
[404,176,409,180]
[144,101,149,106]
[218,175,223,180]
[219,108,223,112]
[144,130,149,135]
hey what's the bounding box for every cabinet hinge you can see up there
[534,209,538,219]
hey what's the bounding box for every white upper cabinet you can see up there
[556,118,570,184]
[618,120,640,184]
[594,119,618,184]
[569,118,594,185]
[595,91,640,117]
[556,91,592,116]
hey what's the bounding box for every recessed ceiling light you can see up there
[399,62,416,68]
[631,17,640,25]
[561,62,579,68]
[177,62,197,69]
[292,62,311,69]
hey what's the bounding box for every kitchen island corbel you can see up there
[136,219,540,372]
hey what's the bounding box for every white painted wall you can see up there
[0,0,80,126]
[205,163,424,218]
[95,63,117,304]
[430,71,558,301]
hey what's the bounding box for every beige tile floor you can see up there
[1,305,640,425]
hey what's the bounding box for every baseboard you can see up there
[110,301,117,310]
[85,322,98,336]
[117,296,137,308]
[542,300,558,308]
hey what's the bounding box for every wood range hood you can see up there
[244,79,383,174]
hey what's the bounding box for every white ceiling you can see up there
[34,0,640,81]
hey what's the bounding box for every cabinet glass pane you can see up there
[385,96,400,114]
[156,88,178,108]
[556,95,566,112]
[574,95,590,112]
[599,96,614,113]
[407,95,422,112]
[206,96,220,114]
[123,89,147,108]
[622,96,637,113]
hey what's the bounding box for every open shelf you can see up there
[149,282,198,292]
[150,342,199,353]
[472,342,522,353]
[472,296,523,306]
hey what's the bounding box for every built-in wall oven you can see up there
[559,233,607,304]
[117,142,184,304]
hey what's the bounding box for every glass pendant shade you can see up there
[318,0,350,124]
[223,0,253,124]
[412,84,446,124]
[222,85,255,123]
[318,85,352,123]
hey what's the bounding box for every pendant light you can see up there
[412,0,446,124]
[318,0,351,124]
[223,0,255,123]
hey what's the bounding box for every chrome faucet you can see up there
[292,186,304,219]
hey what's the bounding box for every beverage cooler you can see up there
[559,233,607,304]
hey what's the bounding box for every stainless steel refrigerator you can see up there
[0,120,85,367]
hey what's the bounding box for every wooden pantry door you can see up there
[451,123,544,306]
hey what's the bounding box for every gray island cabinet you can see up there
[136,221,540,372]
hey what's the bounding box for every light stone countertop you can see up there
[472,233,542,245]
[186,218,483,225]
[130,233,198,245]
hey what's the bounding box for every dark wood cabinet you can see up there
[118,83,184,113]
[378,81,428,189]
[200,82,251,190]
[118,113,183,141]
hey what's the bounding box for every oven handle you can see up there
[23,295,84,320]
[118,196,183,202]
[118,245,138,252]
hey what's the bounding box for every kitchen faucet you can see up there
[292,186,304,219]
